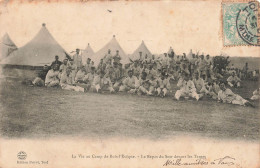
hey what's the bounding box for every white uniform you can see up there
[75,70,86,82]
[193,78,208,94]
[92,75,114,93]
[73,53,82,69]
[157,78,170,96]
[250,88,260,100]
[45,69,60,87]
[119,76,137,92]
[227,75,241,87]
[218,88,248,106]
[60,73,84,92]
[135,78,153,95]
[175,78,200,100]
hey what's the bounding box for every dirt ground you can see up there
[0,79,259,141]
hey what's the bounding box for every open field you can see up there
[229,57,260,70]
[0,79,259,141]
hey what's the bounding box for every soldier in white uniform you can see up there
[193,72,208,96]
[92,71,115,93]
[175,73,200,101]
[218,82,254,107]
[45,65,60,87]
[227,72,241,88]
[119,69,137,92]
[104,49,113,64]
[156,72,171,97]
[250,88,259,100]
[75,66,86,83]
[135,72,153,96]
[60,68,85,92]
[83,66,95,90]
[73,48,82,70]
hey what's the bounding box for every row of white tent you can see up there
[0,23,193,67]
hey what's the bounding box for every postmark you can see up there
[222,1,260,46]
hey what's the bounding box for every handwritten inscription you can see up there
[163,156,235,166]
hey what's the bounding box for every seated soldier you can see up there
[181,63,190,75]
[132,61,142,78]
[45,65,60,87]
[108,62,123,92]
[83,66,95,90]
[147,63,158,80]
[250,88,260,100]
[175,73,200,101]
[135,71,153,96]
[206,80,220,100]
[218,82,254,107]
[119,69,137,92]
[193,72,208,96]
[85,58,92,74]
[156,72,171,97]
[32,65,49,86]
[91,71,115,93]
[59,58,70,74]
[69,59,77,85]
[227,72,241,88]
[75,66,87,83]
[60,67,85,92]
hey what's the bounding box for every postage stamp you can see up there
[222,1,260,46]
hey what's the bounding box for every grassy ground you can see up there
[0,79,259,141]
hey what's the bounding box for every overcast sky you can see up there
[0,0,258,57]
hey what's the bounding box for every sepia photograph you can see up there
[0,0,259,167]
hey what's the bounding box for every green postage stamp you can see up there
[222,1,260,46]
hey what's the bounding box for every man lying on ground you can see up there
[218,82,254,107]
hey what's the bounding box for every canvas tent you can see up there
[130,40,152,61]
[81,43,94,65]
[92,35,127,65]
[1,23,68,67]
[0,33,17,61]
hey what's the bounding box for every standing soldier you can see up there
[242,62,249,79]
[189,54,196,75]
[73,48,82,70]
[113,50,121,64]
[104,49,113,64]
[51,55,62,70]
[85,58,92,74]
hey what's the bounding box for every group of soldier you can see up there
[32,48,259,108]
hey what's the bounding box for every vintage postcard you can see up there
[0,0,259,168]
